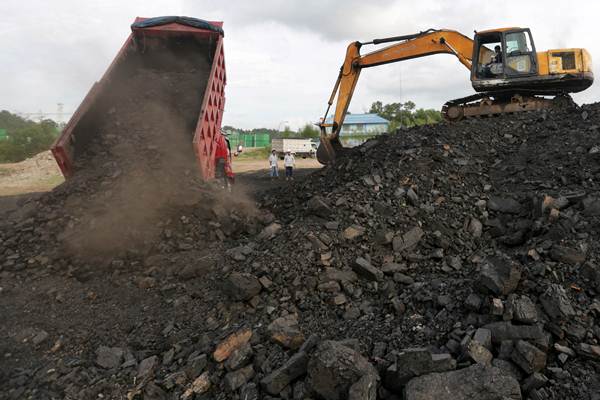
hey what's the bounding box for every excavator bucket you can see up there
[316,141,332,164]
[317,129,335,165]
[317,126,346,165]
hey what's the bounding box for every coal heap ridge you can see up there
[221,103,600,399]
[2,102,600,399]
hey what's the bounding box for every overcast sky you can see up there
[1,0,598,129]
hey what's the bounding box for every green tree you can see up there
[0,111,60,163]
[368,100,442,130]
[299,123,319,139]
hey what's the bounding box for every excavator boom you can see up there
[318,29,475,164]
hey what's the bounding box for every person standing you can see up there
[284,149,295,181]
[268,149,279,179]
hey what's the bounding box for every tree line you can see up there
[0,111,60,163]
[223,124,320,139]
[224,100,441,140]
[368,100,442,130]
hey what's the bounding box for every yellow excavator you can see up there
[317,27,594,164]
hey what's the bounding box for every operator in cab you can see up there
[492,45,503,63]
[484,45,504,77]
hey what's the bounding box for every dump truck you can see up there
[51,16,233,183]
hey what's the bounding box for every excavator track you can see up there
[442,89,577,121]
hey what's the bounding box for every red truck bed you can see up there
[51,16,228,181]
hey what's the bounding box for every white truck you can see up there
[271,138,317,159]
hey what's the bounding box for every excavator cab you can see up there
[472,28,538,90]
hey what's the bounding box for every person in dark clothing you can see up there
[492,45,503,63]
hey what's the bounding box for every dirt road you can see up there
[232,158,321,194]
[232,157,321,174]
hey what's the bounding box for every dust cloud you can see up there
[58,37,257,259]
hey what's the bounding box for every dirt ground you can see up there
[232,157,321,174]
[232,158,321,194]
[0,155,321,199]
[0,151,64,197]
[0,155,321,241]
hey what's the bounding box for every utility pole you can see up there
[57,103,64,125]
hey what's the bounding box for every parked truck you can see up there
[271,138,317,159]
[51,16,233,183]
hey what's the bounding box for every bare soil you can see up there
[0,151,64,196]
[0,156,321,199]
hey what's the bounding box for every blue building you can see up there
[324,113,389,136]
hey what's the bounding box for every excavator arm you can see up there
[317,29,475,164]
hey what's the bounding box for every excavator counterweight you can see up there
[318,27,594,164]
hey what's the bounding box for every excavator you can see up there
[317,27,594,164]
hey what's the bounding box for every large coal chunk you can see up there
[505,294,538,324]
[404,364,522,400]
[384,348,455,392]
[475,257,521,295]
[550,245,586,265]
[267,314,305,350]
[577,343,600,360]
[581,263,600,291]
[488,196,522,214]
[392,226,424,252]
[261,351,309,395]
[223,272,261,301]
[352,257,384,281]
[539,284,575,321]
[582,196,600,216]
[307,195,333,218]
[511,340,547,374]
[307,340,378,400]
[483,322,545,344]
[224,365,255,392]
[95,346,124,369]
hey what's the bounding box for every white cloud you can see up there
[0,0,598,129]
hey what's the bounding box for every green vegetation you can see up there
[298,123,320,139]
[369,100,442,130]
[223,126,279,136]
[224,123,320,141]
[0,110,60,163]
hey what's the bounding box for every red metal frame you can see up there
[51,17,227,182]
[193,37,226,180]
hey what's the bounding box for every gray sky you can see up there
[1,0,598,129]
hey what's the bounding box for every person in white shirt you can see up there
[283,149,295,181]
[268,149,279,179]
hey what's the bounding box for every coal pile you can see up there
[2,102,600,400]
[213,104,600,399]
[0,52,263,398]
